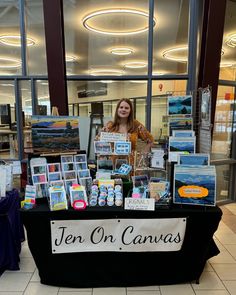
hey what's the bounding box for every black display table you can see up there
[21,202,222,288]
[0,190,25,275]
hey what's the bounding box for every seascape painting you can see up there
[168,95,192,115]
[174,172,216,206]
[31,116,80,152]
[169,117,192,135]
[178,154,209,165]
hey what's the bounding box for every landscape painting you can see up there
[31,116,80,152]
[178,154,209,165]
[169,117,192,135]
[168,95,192,115]
[174,172,216,206]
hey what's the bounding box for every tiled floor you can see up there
[1,203,236,295]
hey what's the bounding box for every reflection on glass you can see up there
[219,0,236,81]
[153,0,189,75]
[25,0,48,75]
[212,85,235,160]
[215,165,230,201]
[36,80,50,115]
[63,0,148,75]
[151,80,187,140]
[0,4,21,76]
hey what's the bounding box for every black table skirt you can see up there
[21,202,222,287]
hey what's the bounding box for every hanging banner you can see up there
[51,218,186,254]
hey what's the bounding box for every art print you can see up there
[31,116,80,152]
[168,95,192,116]
[78,169,90,178]
[61,155,74,163]
[74,154,87,163]
[49,180,64,187]
[131,175,149,187]
[47,163,61,173]
[115,159,128,170]
[48,172,62,182]
[97,159,113,171]
[62,162,75,171]
[178,154,210,165]
[168,137,195,162]
[75,162,87,171]
[70,187,88,205]
[94,141,112,154]
[79,177,93,195]
[64,170,77,180]
[64,179,78,194]
[172,130,195,137]
[32,174,47,184]
[32,165,46,175]
[169,117,193,136]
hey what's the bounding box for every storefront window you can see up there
[0,81,17,159]
[212,85,235,160]
[215,164,230,202]
[219,0,236,81]
[63,0,149,75]
[0,3,21,76]
[151,80,187,140]
[25,0,48,75]
[153,0,189,75]
[36,80,50,115]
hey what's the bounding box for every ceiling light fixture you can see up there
[65,55,78,62]
[124,62,147,68]
[89,69,124,76]
[220,62,234,68]
[162,46,188,62]
[0,35,36,46]
[82,9,156,35]
[110,47,134,55]
[225,33,236,48]
[101,80,113,83]
[0,57,21,68]
[0,83,14,87]
[130,80,146,83]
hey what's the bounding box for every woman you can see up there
[100,98,154,162]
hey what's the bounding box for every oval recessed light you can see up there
[110,47,134,55]
[89,69,124,76]
[82,9,156,35]
[162,46,188,62]
[0,34,36,46]
[124,62,147,68]
[66,55,78,62]
[225,33,236,48]
[0,57,21,68]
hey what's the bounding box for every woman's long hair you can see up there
[111,98,134,132]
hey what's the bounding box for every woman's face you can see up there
[117,101,131,119]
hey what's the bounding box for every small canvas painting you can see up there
[31,116,80,152]
[168,95,192,116]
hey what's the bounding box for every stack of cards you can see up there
[49,185,68,211]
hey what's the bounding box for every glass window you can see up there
[63,0,149,75]
[212,85,235,160]
[36,80,50,115]
[0,3,21,76]
[0,81,17,159]
[151,80,187,140]
[153,0,189,75]
[215,164,230,201]
[25,0,48,75]
[219,0,236,81]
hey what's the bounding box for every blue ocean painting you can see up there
[179,155,209,165]
[168,95,192,115]
[174,172,216,206]
[170,141,195,153]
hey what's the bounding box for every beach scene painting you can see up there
[168,95,192,115]
[31,116,80,152]
[174,172,216,206]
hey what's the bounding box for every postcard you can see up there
[151,149,165,169]
[169,117,193,136]
[114,141,131,155]
[32,165,47,175]
[62,162,75,171]
[48,172,62,182]
[168,95,192,116]
[63,170,77,180]
[61,155,74,163]
[97,159,113,171]
[172,130,195,137]
[64,179,78,194]
[49,180,64,187]
[149,182,169,201]
[94,141,112,154]
[113,164,132,175]
[168,137,196,162]
[31,116,80,152]
[32,174,47,184]
[74,154,87,163]
[173,165,216,206]
[79,177,93,195]
[75,162,87,171]
[178,153,210,165]
[78,169,90,178]
[47,163,61,173]
[69,186,88,205]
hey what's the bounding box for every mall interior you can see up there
[1,0,236,294]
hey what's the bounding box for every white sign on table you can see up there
[124,198,155,211]
[100,132,127,142]
[51,218,186,254]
